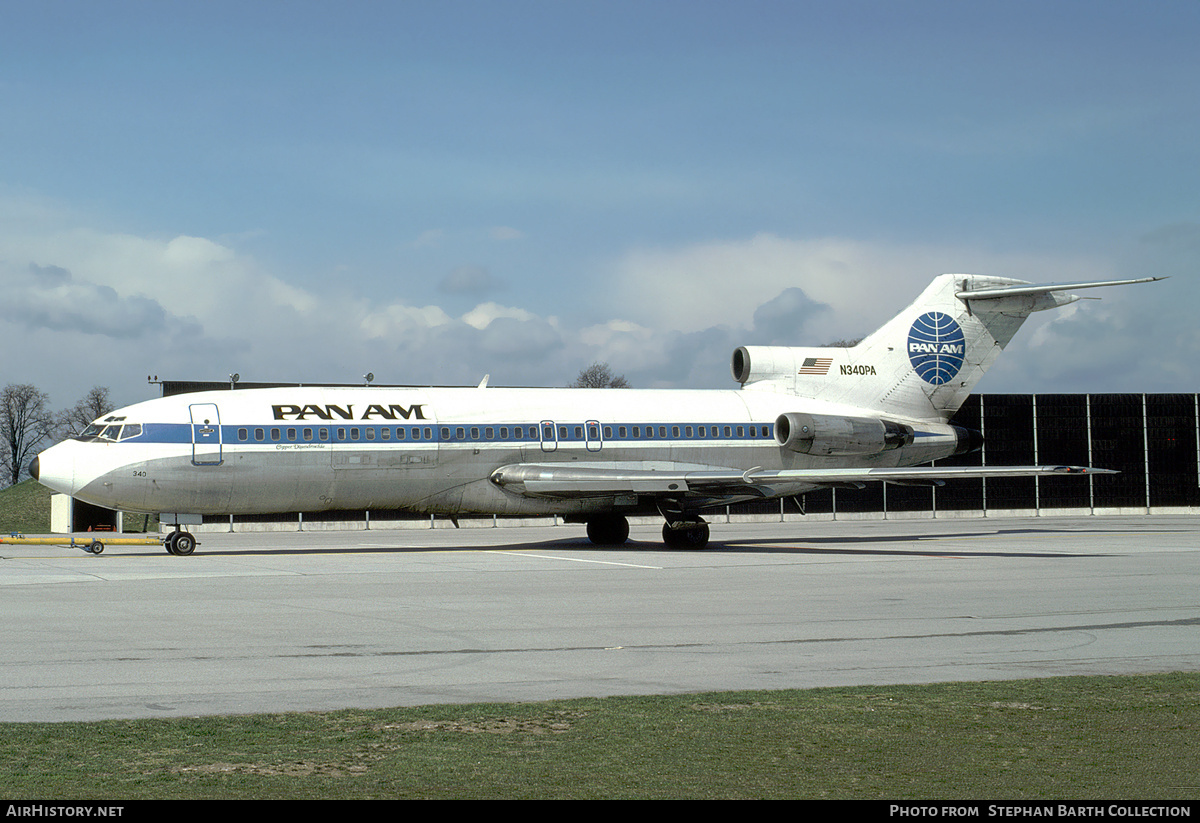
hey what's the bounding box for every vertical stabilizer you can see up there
[733,273,1163,421]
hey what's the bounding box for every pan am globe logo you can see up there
[907,312,966,385]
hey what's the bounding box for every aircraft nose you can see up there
[29,443,78,497]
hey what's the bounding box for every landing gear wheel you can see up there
[172,533,196,556]
[662,521,710,549]
[586,515,630,547]
[164,532,197,556]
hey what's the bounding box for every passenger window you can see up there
[287,428,297,441]
[304,429,314,442]
[672,426,680,438]
[659,426,667,438]
[238,428,248,442]
[255,428,265,441]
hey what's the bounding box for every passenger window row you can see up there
[234,423,774,444]
[238,426,436,443]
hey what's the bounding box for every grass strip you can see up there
[1,673,1197,799]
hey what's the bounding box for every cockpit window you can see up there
[72,422,144,442]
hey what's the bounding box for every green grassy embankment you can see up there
[0,478,53,534]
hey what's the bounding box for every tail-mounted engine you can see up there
[731,346,798,386]
[775,412,914,456]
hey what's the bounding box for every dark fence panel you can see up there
[1147,394,1200,508]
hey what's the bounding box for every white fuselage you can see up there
[34,385,964,518]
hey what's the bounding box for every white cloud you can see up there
[359,303,453,339]
[3,262,181,340]
[460,302,541,330]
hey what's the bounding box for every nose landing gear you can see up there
[164,530,198,556]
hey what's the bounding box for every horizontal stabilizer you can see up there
[955,276,1166,301]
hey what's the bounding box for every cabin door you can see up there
[189,403,223,466]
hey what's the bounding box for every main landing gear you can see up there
[164,529,197,556]
[585,514,630,547]
[582,514,711,549]
[662,519,710,549]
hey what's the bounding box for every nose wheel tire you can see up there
[165,532,197,556]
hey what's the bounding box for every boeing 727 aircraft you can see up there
[31,273,1161,554]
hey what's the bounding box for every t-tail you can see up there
[732,273,1165,422]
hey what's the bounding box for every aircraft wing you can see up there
[489,462,1115,500]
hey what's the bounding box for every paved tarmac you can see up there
[2,514,1197,722]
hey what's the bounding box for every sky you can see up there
[2,0,1199,411]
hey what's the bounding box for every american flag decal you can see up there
[798,357,833,375]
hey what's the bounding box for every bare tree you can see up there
[59,386,113,436]
[569,362,630,389]
[0,383,56,487]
